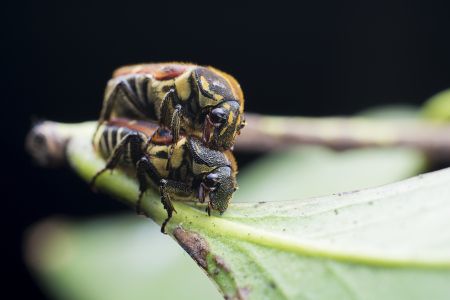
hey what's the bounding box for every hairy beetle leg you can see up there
[136,156,161,215]
[206,202,212,216]
[170,104,182,145]
[159,179,192,233]
[90,132,141,189]
[166,105,182,171]
[161,89,183,171]
[94,77,148,145]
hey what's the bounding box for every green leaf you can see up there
[43,122,450,300]
[26,121,428,300]
[422,89,450,122]
[235,146,426,202]
[26,216,222,300]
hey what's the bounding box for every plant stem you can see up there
[27,114,450,164]
[237,114,450,161]
[25,120,450,269]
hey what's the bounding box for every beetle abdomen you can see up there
[105,74,158,121]
[93,123,147,166]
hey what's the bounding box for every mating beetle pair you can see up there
[91,119,238,233]
[95,63,246,151]
[91,63,245,232]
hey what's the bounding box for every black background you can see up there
[3,0,450,298]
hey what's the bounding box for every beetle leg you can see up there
[160,88,183,141]
[94,76,147,144]
[170,104,182,145]
[198,182,211,203]
[160,88,176,129]
[161,89,183,170]
[197,182,206,203]
[166,104,182,170]
[105,76,147,119]
[90,132,144,190]
[206,202,212,216]
[135,155,161,215]
[159,179,192,233]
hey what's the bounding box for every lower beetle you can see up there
[90,118,238,232]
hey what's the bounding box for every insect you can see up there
[90,118,238,233]
[95,63,245,152]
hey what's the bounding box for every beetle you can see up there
[95,63,246,152]
[90,118,238,233]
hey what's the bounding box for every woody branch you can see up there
[26,113,450,167]
[235,113,450,161]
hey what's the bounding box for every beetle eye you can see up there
[204,173,219,188]
[210,108,227,124]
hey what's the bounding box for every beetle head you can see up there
[204,101,245,151]
[193,67,245,150]
[200,166,236,214]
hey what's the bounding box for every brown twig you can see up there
[26,115,450,166]
[25,121,70,168]
[236,113,450,161]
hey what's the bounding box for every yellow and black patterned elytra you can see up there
[91,118,238,233]
[96,63,245,151]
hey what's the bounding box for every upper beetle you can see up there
[96,63,245,151]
